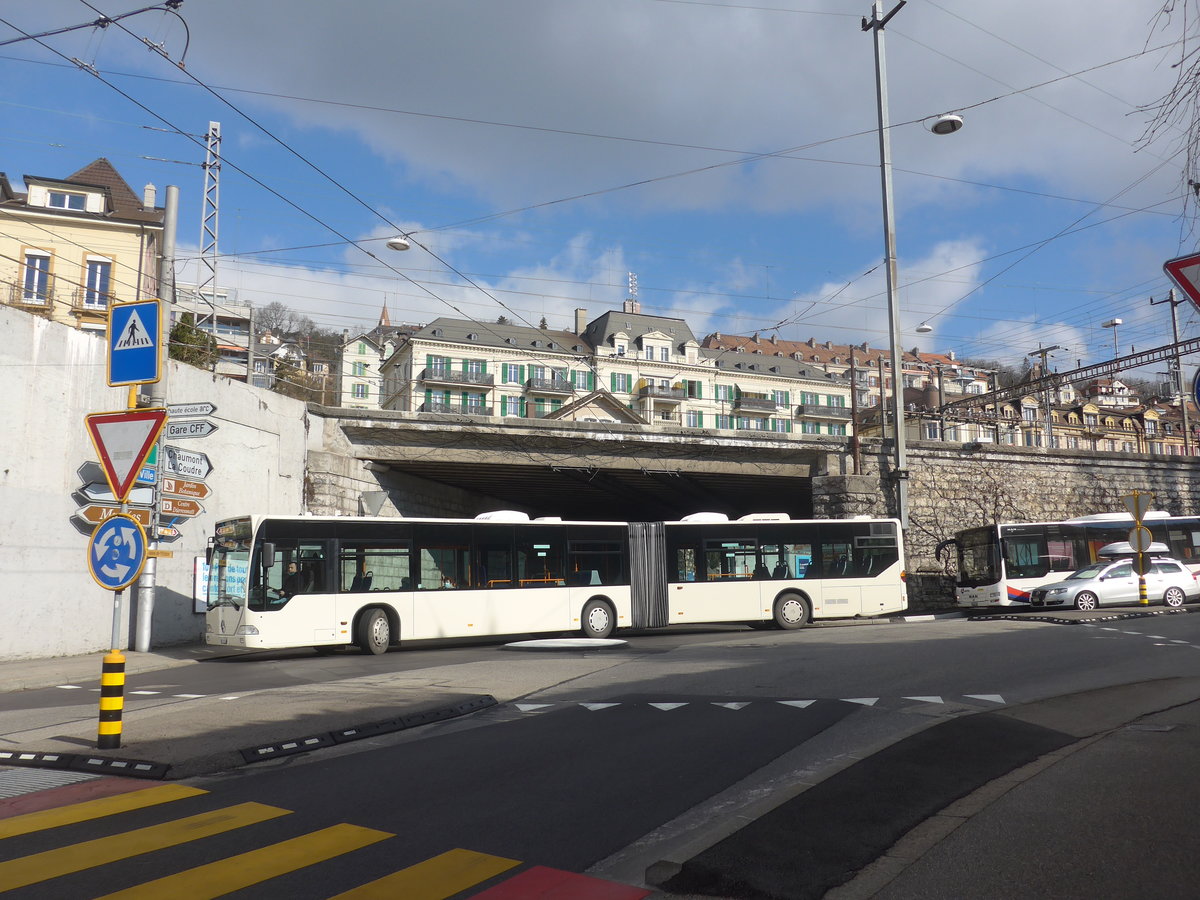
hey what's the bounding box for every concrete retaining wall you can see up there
[0,306,307,661]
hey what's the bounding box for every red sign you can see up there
[84,409,168,502]
[1164,253,1200,310]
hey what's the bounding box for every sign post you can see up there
[1123,490,1154,604]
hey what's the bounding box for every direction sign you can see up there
[135,465,157,486]
[157,524,182,542]
[165,419,218,441]
[1122,492,1153,522]
[81,482,155,506]
[87,514,147,591]
[168,402,217,418]
[85,408,168,502]
[78,504,153,528]
[161,496,204,518]
[1165,253,1200,311]
[161,477,211,500]
[107,299,162,386]
[162,445,212,480]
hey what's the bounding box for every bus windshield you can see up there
[208,518,253,610]
[956,526,1000,588]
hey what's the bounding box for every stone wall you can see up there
[847,438,1200,610]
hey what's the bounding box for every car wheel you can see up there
[1163,587,1186,608]
[581,599,615,638]
[1074,591,1098,611]
[356,608,390,655]
[773,593,809,630]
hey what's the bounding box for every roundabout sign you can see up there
[87,513,147,591]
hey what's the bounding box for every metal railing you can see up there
[421,400,494,417]
[796,403,852,420]
[638,384,686,401]
[420,367,495,387]
[733,396,777,413]
[525,376,574,394]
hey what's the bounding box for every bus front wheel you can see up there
[581,600,615,639]
[773,593,809,630]
[357,608,391,655]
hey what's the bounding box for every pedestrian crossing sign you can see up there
[108,299,162,386]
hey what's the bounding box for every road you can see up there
[2,611,1199,898]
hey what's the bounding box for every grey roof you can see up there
[414,317,590,357]
[580,310,698,349]
[699,348,842,383]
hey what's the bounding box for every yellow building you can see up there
[0,159,164,333]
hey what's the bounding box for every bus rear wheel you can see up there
[581,600,615,639]
[773,593,809,630]
[357,608,391,655]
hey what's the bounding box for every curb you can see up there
[966,607,1196,625]
[0,695,498,782]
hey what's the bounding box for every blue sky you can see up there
[2,0,1196,376]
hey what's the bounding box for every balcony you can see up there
[797,403,852,420]
[421,400,494,417]
[733,396,777,414]
[71,288,114,315]
[638,384,686,403]
[525,376,574,395]
[5,278,56,313]
[420,367,494,388]
[647,410,681,425]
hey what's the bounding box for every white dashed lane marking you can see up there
[513,696,1006,713]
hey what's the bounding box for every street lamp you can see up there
[1102,318,1122,356]
[386,235,412,252]
[863,0,962,527]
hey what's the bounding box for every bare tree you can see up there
[1140,2,1200,226]
[256,301,305,337]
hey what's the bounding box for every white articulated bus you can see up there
[205,511,906,654]
[950,512,1200,609]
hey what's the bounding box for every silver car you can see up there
[1030,556,1199,611]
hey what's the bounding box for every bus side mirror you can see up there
[262,542,277,569]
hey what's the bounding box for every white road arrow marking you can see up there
[904,696,944,704]
[843,698,879,706]
[777,700,816,708]
[579,703,620,711]
[712,702,750,710]
[649,702,688,711]
[965,694,1006,704]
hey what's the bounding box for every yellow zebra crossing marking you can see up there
[0,783,205,839]
[329,847,521,899]
[94,822,393,900]
[0,801,289,891]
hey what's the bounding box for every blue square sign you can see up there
[108,299,162,387]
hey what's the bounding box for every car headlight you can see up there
[1047,588,1067,595]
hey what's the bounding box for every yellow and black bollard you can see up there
[97,650,126,749]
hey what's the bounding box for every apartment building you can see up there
[380,304,853,436]
[0,159,163,332]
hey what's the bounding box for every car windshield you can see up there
[1067,563,1107,580]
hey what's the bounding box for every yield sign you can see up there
[84,408,168,502]
[1164,253,1200,310]
[1122,491,1153,522]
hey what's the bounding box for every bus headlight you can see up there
[236,625,260,635]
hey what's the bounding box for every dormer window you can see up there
[48,190,86,211]
[431,328,443,337]
[466,333,478,341]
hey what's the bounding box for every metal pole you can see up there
[865,0,909,526]
[850,348,861,474]
[1152,289,1192,456]
[133,185,178,653]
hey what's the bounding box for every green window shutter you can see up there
[426,354,433,368]
[480,361,487,374]
[519,397,527,416]
[519,365,526,382]
[424,388,432,406]
[611,373,617,392]
[697,412,704,427]
[500,396,508,415]
[696,381,703,399]
[784,391,791,405]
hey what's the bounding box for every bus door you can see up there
[251,540,334,645]
[675,536,762,623]
[813,527,862,616]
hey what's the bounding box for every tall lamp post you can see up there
[862,1,961,526]
[1102,318,1122,357]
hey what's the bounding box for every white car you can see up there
[1029,556,1199,611]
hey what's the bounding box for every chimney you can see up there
[143,183,157,208]
[861,342,869,351]
[574,307,587,335]
[807,337,817,348]
[947,349,956,361]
